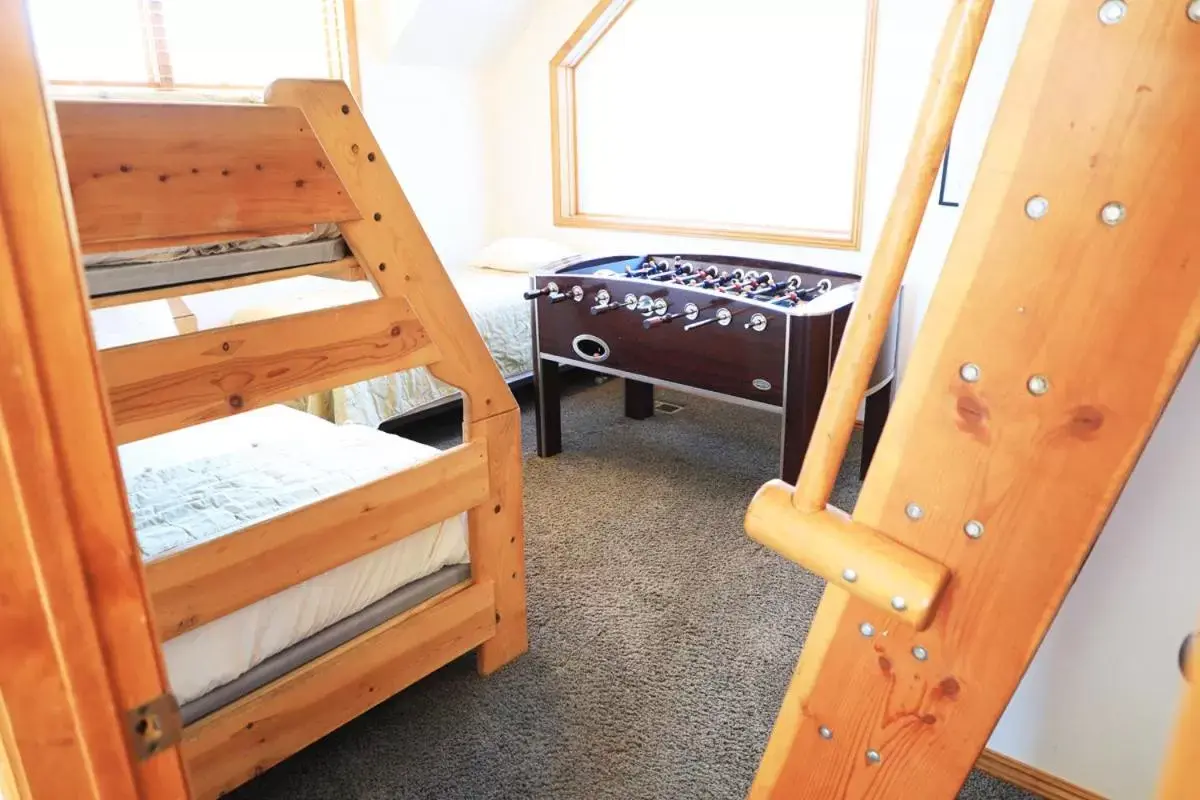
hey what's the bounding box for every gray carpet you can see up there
[229,377,1035,800]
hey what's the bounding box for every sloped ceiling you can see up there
[359,0,536,68]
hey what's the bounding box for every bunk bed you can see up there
[3,60,528,798]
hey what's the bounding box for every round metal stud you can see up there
[819,726,834,740]
[1027,375,1051,396]
[866,749,883,765]
[905,503,925,521]
[964,520,985,540]
[1098,0,1127,24]
[912,645,929,661]
[1100,201,1126,226]
[859,622,876,637]
[1190,0,1200,22]
[1024,195,1049,220]
[842,568,859,583]
[891,596,908,612]
[959,363,981,383]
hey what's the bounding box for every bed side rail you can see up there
[55,100,360,253]
[148,440,489,641]
[101,295,438,443]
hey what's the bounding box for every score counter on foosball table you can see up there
[525,254,899,480]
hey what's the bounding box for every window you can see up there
[551,0,877,249]
[27,0,357,99]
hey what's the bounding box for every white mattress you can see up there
[119,405,469,706]
[92,268,531,427]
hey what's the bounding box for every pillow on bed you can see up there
[468,237,578,273]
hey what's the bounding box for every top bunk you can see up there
[49,79,518,441]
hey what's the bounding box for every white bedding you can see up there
[119,405,469,706]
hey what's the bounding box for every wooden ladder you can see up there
[743,0,1200,796]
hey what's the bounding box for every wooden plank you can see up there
[150,440,490,640]
[165,296,196,334]
[182,580,495,800]
[264,80,517,422]
[0,1,191,795]
[88,257,365,309]
[78,224,314,255]
[56,99,360,249]
[975,750,1105,800]
[1159,619,1200,799]
[0,691,29,800]
[749,2,1200,797]
[467,408,529,674]
[101,295,439,442]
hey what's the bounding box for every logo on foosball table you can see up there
[752,379,772,392]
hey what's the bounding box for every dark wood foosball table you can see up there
[525,254,899,481]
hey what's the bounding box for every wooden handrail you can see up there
[792,0,995,513]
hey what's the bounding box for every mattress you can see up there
[119,405,470,706]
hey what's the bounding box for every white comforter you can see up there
[120,406,469,705]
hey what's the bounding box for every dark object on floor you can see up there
[230,381,1033,800]
[527,253,897,481]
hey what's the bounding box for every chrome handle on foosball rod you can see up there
[549,285,584,304]
[523,282,559,300]
[682,306,734,331]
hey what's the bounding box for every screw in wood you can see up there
[866,749,882,765]
[859,622,875,637]
[818,726,833,740]
[1098,0,1127,25]
[842,568,858,583]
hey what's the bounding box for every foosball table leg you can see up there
[534,356,562,458]
[859,376,893,481]
[623,379,655,420]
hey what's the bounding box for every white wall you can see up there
[482,2,1200,797]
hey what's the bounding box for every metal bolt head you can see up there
[1100,201,1126,226]
[964,520,985,539]
[1024,195,1049,220]
[866,749,883,765]
[842,568,858,583]
[1190,0,1200,22]
[891,596,908,612]
[819,726,833,740]
[1027,375,1051,396]
[859,622,876,637]
[1098,0,1127,24]
[912,645,929,661]
[905,503,924,521]
[959,362,981,383]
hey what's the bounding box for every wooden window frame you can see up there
[43,0,361,101]
[550,0,879,250]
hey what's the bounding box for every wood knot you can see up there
[494,504,501,514]
[368,151,376,162]
[228,394,244,409]
[255,163,264,171]
[119,164,132,173]
[878,656,892,675]
[921,714,937,725]
[315,159,325,169]
[955,393,989,439]
[295,179,306,188]
[1068,405,1105,439]
[221,169,230,177]
[341,104,351,114]
[373,212,382,221]
[935,677,960,700]
[378,263,387,272]
[245,722,254,730]
[158,174,169,183]
[222,342,230,352]
[390,326,401,337]
[351,144,360,154]
[191,167,200,174]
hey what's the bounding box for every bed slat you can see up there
[101,296,439,443]
[148,439,491,640]
[56,101,360,250]
[182,580,494,800]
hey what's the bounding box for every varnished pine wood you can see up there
[88,257,365,309]
[550,0,877,249]
[1159,618,1200,799]
[56,99,360,249]
[745,482,949,630]
[0,1,191,794]
[793,0,993,512]
[77,224,314,255]
[101,295,438,442]
[165,296,196,334]
[149,441,490,640]
[975,749,1105,800]
[750,1,1200,796]
[467,409,529,673]
[265,79,517,423]
[182,580,495,800]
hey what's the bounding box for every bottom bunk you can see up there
[119,405,500,798]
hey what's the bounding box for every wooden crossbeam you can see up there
[749,1,1200,797]
[148,440,490,640]
[101,296,438,443]
[182,580,495,800]
[56,100,360,250]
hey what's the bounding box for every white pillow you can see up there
[468,237,578,273]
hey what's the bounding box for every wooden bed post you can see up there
[264,79,529,675]
[743,0,1200,796]
[0,0,191,795]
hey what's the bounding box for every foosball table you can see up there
[525,254,899,480]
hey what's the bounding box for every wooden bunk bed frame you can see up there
[0,2,526,797]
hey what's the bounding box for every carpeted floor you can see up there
[229,376,1034,800]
